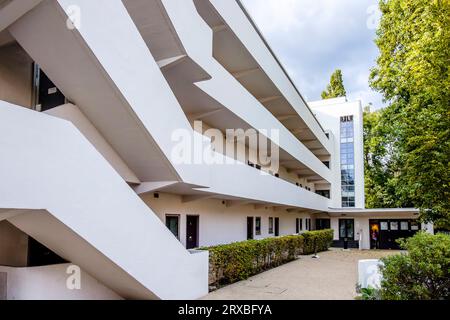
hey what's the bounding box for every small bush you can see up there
[302,229,334,254]
[200,229,333,287]
[379,232,450,300]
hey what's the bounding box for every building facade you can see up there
[0,0,430,300]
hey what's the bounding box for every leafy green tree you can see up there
[363,106,414,209]
[379,232,450,300]
[369,0,450,227]
[321,69,346,99]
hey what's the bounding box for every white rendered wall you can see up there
[200,122,316,191]
[0,101,208,300]
[45,104,140,184]
[0,42,33,108]
[142,192,313,248]
[157,0,332,183]
[8,0,330,213]
[0,264,121,300]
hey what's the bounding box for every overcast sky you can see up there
[241,0,384,108]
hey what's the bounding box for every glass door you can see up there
[339,219,354,239]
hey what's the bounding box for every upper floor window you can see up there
[340,115,355,207]
[316,190,330,199]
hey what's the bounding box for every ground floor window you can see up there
[255,217,261,235]
[268,217,274,234]
[165,215,180,239]
[316,219,331,230]
[305,218,312,231]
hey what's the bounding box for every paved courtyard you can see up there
[203,249,399,300]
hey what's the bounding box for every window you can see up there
[316,219,331,230]
[299,218,303,231]
[268,217,274,234]
[390,221,398,231]
[340,115,356,207]
[255,217,261,235]
[305,218,311,231]
[165,215,180,239]
[315,190,330,199]
[400,221,409,230]
[296,218,299,233]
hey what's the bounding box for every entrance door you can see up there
[339,219,354,240]
[369,220,380,249]
[274,217,280,236]
[34,65,66,111]
[186,215,199,249]
[339,219,354,249]
[247,217,254,240]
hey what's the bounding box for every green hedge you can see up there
[302,229,334,254]
[200,229,333,286]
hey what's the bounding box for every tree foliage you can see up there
[379,232,450,300]
[321,69,347,99]
[367,0,450,227]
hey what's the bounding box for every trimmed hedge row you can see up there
[200,229,333,286]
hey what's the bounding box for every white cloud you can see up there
[241,0,385,109]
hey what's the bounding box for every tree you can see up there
[363,106,414,209]
[379,232,450,300]
[321,69,346,99]
[369,0,450,227]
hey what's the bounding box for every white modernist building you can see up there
[0,0,428,300]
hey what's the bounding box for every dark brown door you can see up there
[247,217,254,240]
[186,215,199,249]
[274,218,280,236]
